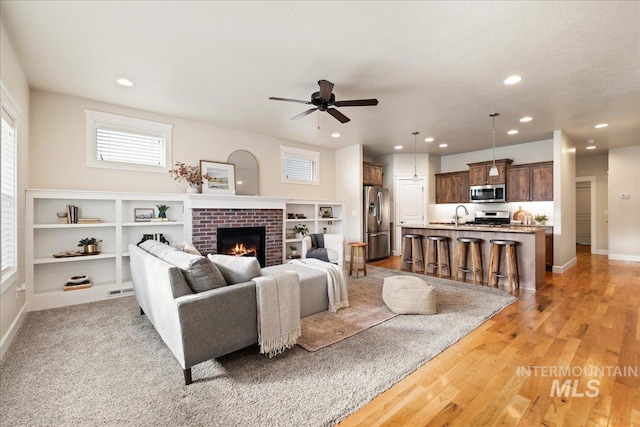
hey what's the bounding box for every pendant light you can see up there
[489,113,499,177]
[412,131,419,181]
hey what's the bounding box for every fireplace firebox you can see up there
[216,227,266,267]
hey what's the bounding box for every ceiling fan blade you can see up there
[334,98,379,107]
[291,108,318,120]
[318,80,334,101]
[269,97,312,105]
[327,108,350,123]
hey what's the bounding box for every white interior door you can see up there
[576,181,591,245]
[394,177,426,256]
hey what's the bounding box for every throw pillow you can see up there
[182,242,202,256]
[138,239,162,252]
[163,251,227,293]
[207,254,262,285]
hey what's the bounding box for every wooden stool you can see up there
[425,235,450,277]
[348,242,367,278]
[402,234,424,273]
[489,239,519,292]
[454,237,483,285]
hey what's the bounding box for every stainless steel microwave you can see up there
[470,184,506,203]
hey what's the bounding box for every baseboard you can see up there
[0,301,28,360]
[608,253,640,262]
[594,249,609,255]
[552,257,578,274]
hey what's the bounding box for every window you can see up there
[85,109,173,173]
[1,83,19,291]
[281,146,320,185]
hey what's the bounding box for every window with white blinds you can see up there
[85,109,173,173]
[1,104,17,280]
[281,146,320,185]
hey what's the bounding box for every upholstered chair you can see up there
[301,234,345,268]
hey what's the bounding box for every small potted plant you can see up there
[534,214,548,225]
[294,224,309,239]
[156,204,169,219]
[78,237,102,254]
[289,245,298,256]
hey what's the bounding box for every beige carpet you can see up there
[298,278,397,351]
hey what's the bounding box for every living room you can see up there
[1,2,639,425]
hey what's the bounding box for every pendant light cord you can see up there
[490,113,499,168]
[412,131,419,180]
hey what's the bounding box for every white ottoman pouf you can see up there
[382,275,436,314]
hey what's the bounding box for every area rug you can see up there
[0,266,516,427]
[298,274,397,351]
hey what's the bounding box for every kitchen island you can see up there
[401,224,546,292]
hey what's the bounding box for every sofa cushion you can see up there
[163,251,227,293]
[138,239,162,252]
[208,254,262,285]
[148,243,179,260]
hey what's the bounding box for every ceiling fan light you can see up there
[489,166,499,176]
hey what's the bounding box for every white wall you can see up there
[440,139,553,172]
[29,90,337,199]
[0,19,29,357]
[576,154,609,253]
[335,145,362,255]
[552,130,577,273]
[608,145,640,261]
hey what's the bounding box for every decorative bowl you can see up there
[68,275,88,284]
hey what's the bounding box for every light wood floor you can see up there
[339,246,640,426]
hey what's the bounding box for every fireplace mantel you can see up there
[184,194,288,210]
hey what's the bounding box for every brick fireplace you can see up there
[191,208,283,266]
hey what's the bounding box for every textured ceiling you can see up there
[2,1,638,158]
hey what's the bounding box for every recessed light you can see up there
[331,133,341,138]
[519,116,532,122]
[594,123,608,129]
[503,75,521,85]
[586,146,596,150]
[394,145,403,150]
[439,143,448,148]
[424,137,434,142]
[507,130,519,135]
[588,139,595,144]
[116,78,134,87]
[237,180,244,184]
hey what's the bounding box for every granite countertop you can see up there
[401,223,545,234]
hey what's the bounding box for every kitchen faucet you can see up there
[455,205,469,227]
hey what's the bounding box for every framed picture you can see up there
[134,208,155,222]
[200,160,236,195]
[319,206,333,218]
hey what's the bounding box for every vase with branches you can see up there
[169,162,204,192]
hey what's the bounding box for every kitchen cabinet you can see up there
[468,159,513,185]
[363,162,383,186]
[507,161,553,202]
[435,171,469,204]
[545,230,553,271]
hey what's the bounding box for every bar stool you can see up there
[348,242,367,278]
[425,235,450,277]
[488,239,519,292]
[402,234,424,273]
[454,237,483,285]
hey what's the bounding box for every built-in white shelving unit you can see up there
[284,200,344,260]
[26,189,186,311]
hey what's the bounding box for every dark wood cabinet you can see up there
[506,161,553,202]
[545,230,553,271]
[363,162,383,187]
[435,171,469,204]
[467,159,512,185]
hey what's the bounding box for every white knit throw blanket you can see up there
[289,258,349,312]
[254,272,301,358]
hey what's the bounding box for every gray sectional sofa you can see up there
[129,241,329,384]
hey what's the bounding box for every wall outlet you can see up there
[620,193,631,199]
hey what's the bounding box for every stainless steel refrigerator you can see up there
[364,186,390,261]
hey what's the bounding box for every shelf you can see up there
[33,223,116,229]
[285,218,314,222]
[122,221,184,227]
[318,217,341,221]
[34,252,117,264]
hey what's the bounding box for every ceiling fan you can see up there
[269,80,378,124]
